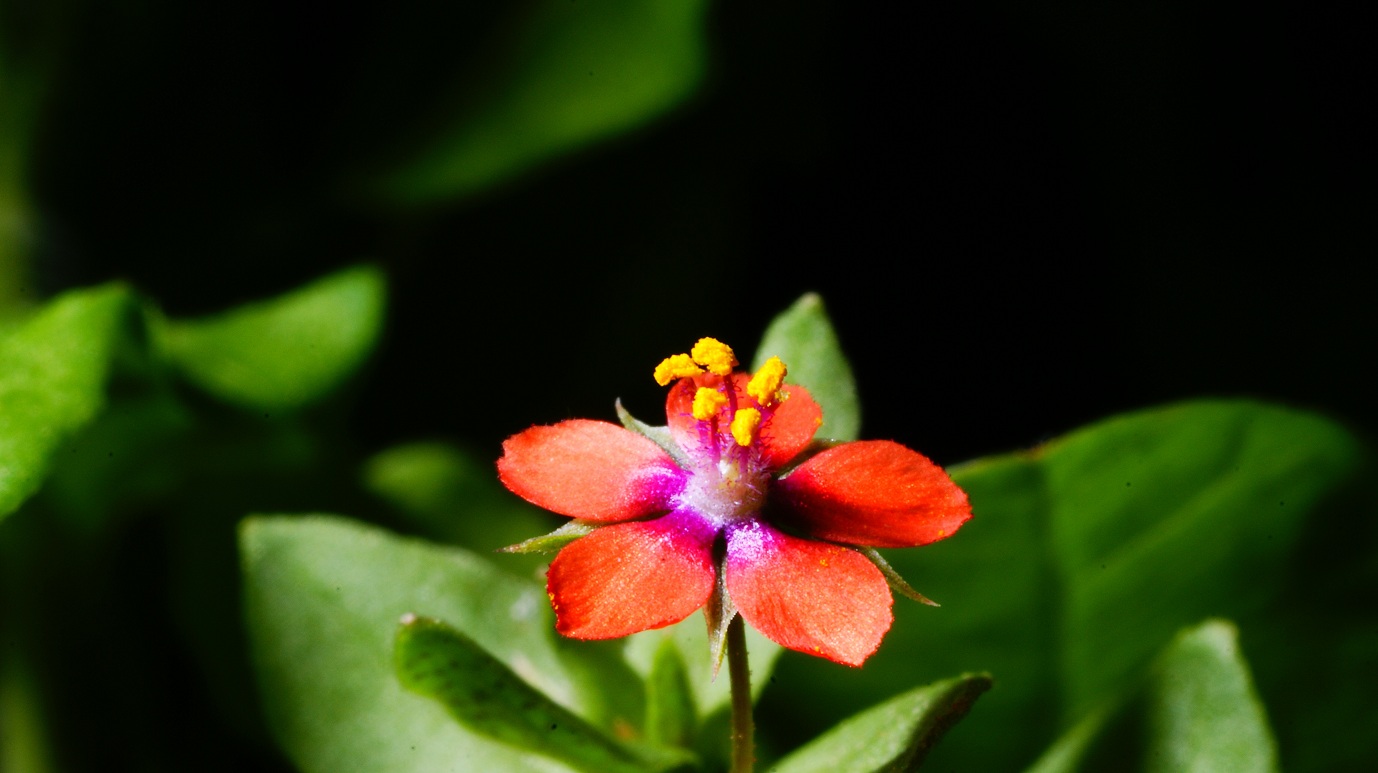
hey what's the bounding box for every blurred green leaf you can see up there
[771,673,991,773]
[1144,620,1278,773]
[395,615,692,773]
[1043,401,1360,718]
[159,265,385,411]
[375,0,710,204]
[363,441,556,556]
[241,515,645,773]
[0,284,133,520]
[764,400,1363,771]
[624,615,781,724]
[752,293,860,442]
[1026,620,1279,773]
[643,637,696,750]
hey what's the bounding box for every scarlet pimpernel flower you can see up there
[498,338,971,666]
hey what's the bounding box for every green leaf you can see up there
[624,614,781,725]
[1042,401,1361,718]
[764,400,1362,771]
[771,673,992,773]
[752,293,860,442]
[241,515,645,773]
[1025,620,1280,773]
[374,0,710,205]
[0,284,134,520]
[1144,620,1278,773]
[643,638,696,750]
[159,265,385,411]
[395,615,691,773]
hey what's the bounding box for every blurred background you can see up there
[6,0,1372,463]
[2,1,1375,771]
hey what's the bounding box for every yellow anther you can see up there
[730,408,761,447]
[747,356,788,406]
[692,387,728,421]
[690,338,738,376]
[653,353,703,386]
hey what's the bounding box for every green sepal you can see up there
[859,547,939,607]
[616,399,690,468]
[771,673,993,773]
[395,614,695,773]
[703,562,737,679]
[499,519,598,554]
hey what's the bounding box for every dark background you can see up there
[27,1,1376,468]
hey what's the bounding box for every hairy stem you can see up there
[727,615,754,773]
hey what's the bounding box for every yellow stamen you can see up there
[654,353,703,386]
[690,338,737,376]
[692,387,728,421]
[730,408,761,447]
[747,356,788,406]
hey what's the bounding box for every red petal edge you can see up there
[759,384,822,469]
[725,520,893,666]
[775,440,971,547]
[498,420,684,521]
[547,514,715,639]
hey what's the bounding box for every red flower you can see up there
[498,339,971,666]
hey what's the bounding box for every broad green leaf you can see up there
[1042,401,1361,718]
[752,293,860,441]
[1144,620,1278,773]
[241,515,645,773]
[395,615,691,773]
[764,400,1363,771]
[0,284,133,520]
[375,0,710,204]
[771,673,992,773]
[159,265,385,411]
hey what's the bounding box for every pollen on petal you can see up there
[691,338,738,376]
[747,356,788,407]
[731,408,761,447]
[654,353,704,386]
[692,387,728,421]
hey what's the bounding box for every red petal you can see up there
[665,377,704,454]
[775,440,971,547]
[759,385,822,469]
[666,375,821,471]
[725,520,892,666]
[547,514,716,639]
[498,420,684,521]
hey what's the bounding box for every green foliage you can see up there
[752,293,861,442]
[0,284,134,520]
[770,673,992,773]
[1027,620,1279,773]
[395,615,693,773]
[373,0,711,204]
[765,398,1365,771]
[240,515,646,773]
[1144,621,1277,773]
[158,266,386,412]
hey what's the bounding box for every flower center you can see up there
[679,455,768,527]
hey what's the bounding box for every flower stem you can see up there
[727,615,754,773]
